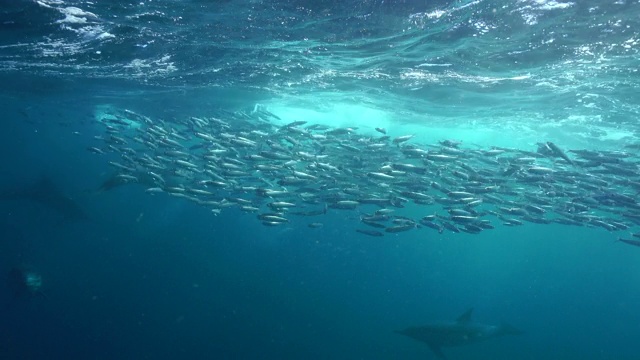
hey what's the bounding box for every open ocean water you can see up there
[1,0,640,359]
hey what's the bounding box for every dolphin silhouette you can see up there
[0,176,88,222]
[395,308,523,359]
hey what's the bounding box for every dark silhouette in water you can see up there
[618,237,640,247]
[6,267,45,299]
[0,176,88,222]
[395,308,523,359]
[96,173,134,192]
[95,171,158,193]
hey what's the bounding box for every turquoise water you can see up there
[1,1,639,359]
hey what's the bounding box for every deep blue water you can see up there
[1,0,640,359]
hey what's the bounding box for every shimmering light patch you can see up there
[400,70,440,82]
[124,55,177,77]
[261,101,554,150]
[264,103,391,135]
[408,0,482,28]
[37,39,83,57]
[445,72,531,84]
[56,7,98,24]
[535,0,574,11]
[426,10,446,19]
[416,63,453,68]
[622,38,638,50]
[516,0,574,25]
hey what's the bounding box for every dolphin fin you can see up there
[456,308,474,324]
[428,343,447,359]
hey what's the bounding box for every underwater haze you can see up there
[1,0,640,359]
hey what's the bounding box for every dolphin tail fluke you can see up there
[428,343,447,359]
[498,321,524,336]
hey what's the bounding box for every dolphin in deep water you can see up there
[395,308,523,359]
[0,176,88,222]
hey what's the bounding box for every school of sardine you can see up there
[90,108,640,244]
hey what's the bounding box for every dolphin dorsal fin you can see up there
[456,308,474,324]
